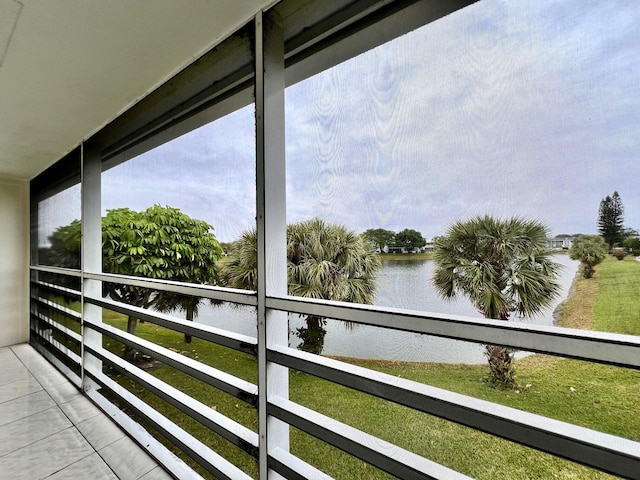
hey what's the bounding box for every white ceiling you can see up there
[0,0,275,181]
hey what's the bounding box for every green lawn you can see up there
[101,255,640,479]
[592,256,640,335]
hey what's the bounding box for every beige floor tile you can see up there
[0,376,42,404]
[76,412,126,451]
[0,406,71,456]
[47,452,119,480]
[0,390,55,427]
[59,394,102,424]
[99,436,159,480]
[0,427,93,480]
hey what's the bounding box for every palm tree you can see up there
[220,218,381,354]
[432,216,561,387]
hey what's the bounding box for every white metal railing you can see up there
[30,271,83,385]
[268,295,640,369]
[84,271,258,307]
[268,345,640,477]
[84,317,258,404]
[29,265,640,479]
[85,344,259,460]
[86,367,253,480]
[26,2,640,477]
[86,295,257,357]
[268,394,472,479]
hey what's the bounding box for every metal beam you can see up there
[269,396,472,480]
[282,0,477,86]
[85,295,257,356]
[33,296,82,322]
[84,271,257,307]
[269,345,640,479]
[86,368,253,480]
[267,296,640,369]
[268,446,336,480]
[32,311,82,344]
[30,265,82,278]
[256,9,290,479]
[81,142,103,393]
[33,280,81,299]
[91,27,255,170]
[87,344,259,457]
[85,318,258,405]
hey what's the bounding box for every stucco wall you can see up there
[0,178,29,346]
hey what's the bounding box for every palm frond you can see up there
[433,216,561,321]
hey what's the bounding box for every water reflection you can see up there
[197,254,578,363]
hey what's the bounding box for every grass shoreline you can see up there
[104,256,639,479]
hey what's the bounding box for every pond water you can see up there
[196,254,579,363]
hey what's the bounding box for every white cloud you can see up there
[284,0,640,237]
[99,0,640,242]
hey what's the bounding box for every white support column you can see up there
[255,11,289,479]
[81,142,103,392]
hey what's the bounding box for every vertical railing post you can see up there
[255,10,289,479]
[29,192,40,347]
[81,142,103,392]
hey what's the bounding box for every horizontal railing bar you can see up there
[34,296,82,321]
[30,341,81,388]
[34,329,81,366]
[86,295,257,356]
[85,368,253,480]
[32,280,81,299]
[268,346,640,479]
[86,389,204,480]
[31,328,81,369]
[268,447,334,480]
[267,296,640,369]
[269,396,472,480]
[84,271,257,306]
[87,344,259,457]
[84,318,258,406]
[33,312,82,344]
[30,265,82,278]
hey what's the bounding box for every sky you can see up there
[40,0,640,244]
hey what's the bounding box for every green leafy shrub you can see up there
[569,235,608,278]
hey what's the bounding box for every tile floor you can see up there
[0,344,173,480]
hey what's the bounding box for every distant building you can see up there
[548,235,573,249]
[422,241,435,253]
[383,245,429,254]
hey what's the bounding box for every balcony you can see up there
[26,264,640,479]
[2,0,640,479]
[0,344,170,479]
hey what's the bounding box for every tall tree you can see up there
[569,234,608,279]
[432,216,561,388]
[49,206,222,360]
[142,206,223,343]
[220,218,381,354]
[598,191,624,248]
[395,228,426,252]
[103,206,223,352]
[361,228,396,252]
[622,236,640,254]
[45,219,82,269]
